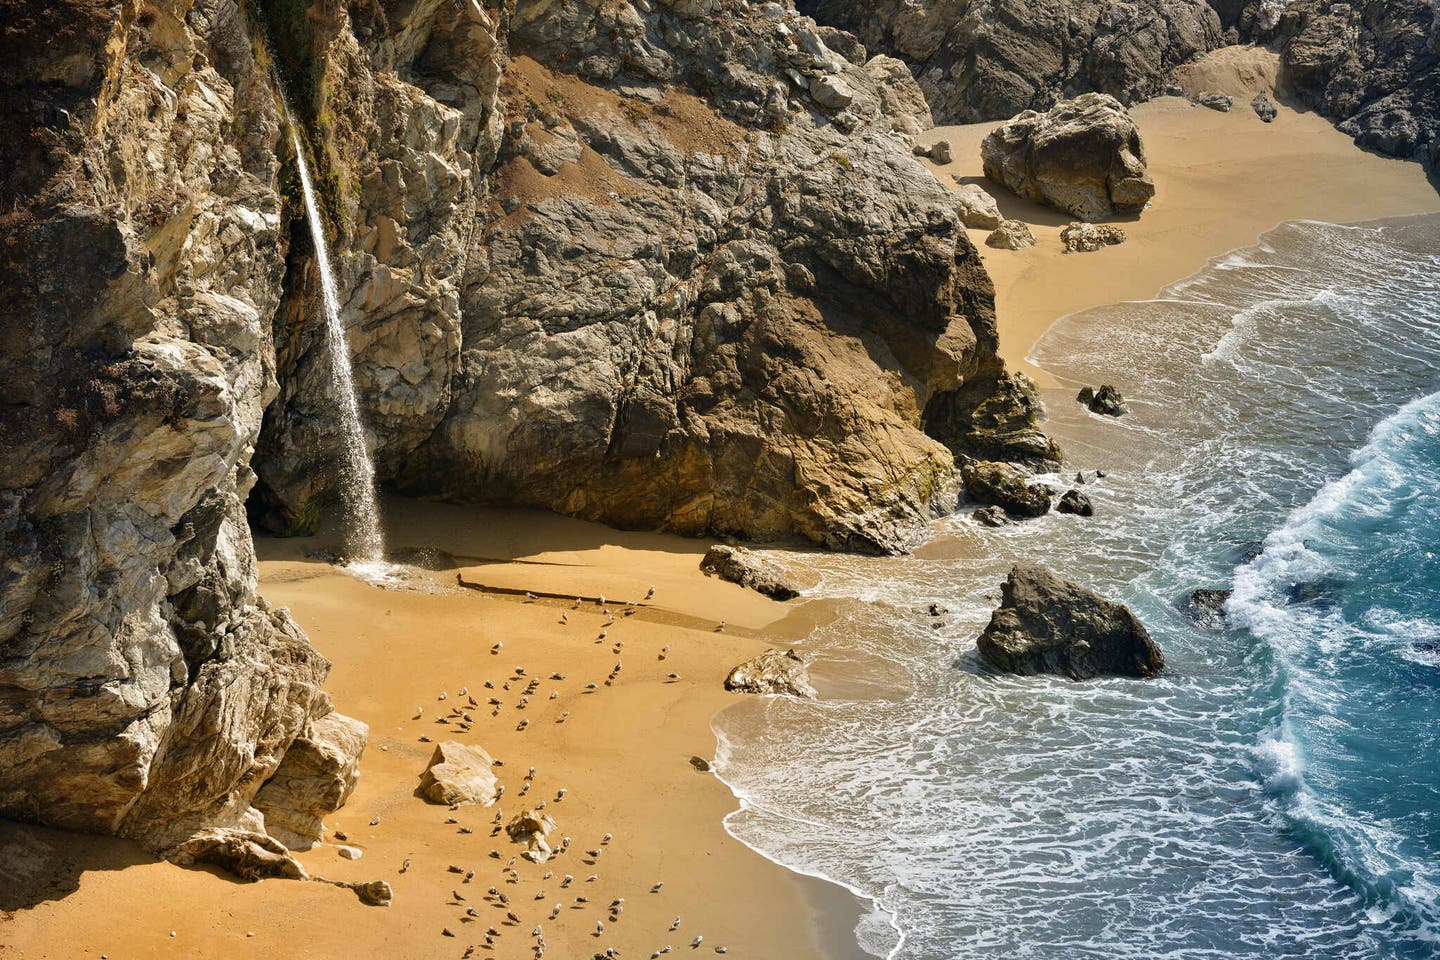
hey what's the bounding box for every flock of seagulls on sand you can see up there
[388,581,735,958]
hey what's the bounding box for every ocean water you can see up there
[714,214,1440,959]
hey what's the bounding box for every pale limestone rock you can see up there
[725,649,817,698]
[253,713,369,851]
[419,741,499,806]
[952,182,1004,229]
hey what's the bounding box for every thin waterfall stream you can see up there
[288,121,388,572]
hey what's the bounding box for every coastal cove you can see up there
[6,1,1440,958]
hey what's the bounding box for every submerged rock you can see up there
[700,546,800,601]
[961,461,1052,519]
[976,564,1166,679]
[725,649,817,698]
[1061,222,1127,253]
[981,93,1155,221]
[1078,385,1130,417]
[972,505,1012,527]
[418,742,499,807]
[1182,588,1232,627]
[986,219,1037,250]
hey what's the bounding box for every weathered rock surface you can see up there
[168,829,310,882]
[1195,90,1234,111]
[0,0,358,856]
[418,741,498,807]
[725,649,817,698]
[982,94,1155,221]
[1251,91,1278,122]
[972,505,1011,527]
[249,0,1039,555]
[976,564,1166,679]
[1061,222,1128,253]
[1267,0,1439,171]
[985,220,1037,250]
[960,461,1051,519]
[925,371,1062,468]
[700,546,800,602]
[799,0,1227,124]
[253,712,369,850]
[1057,489,1095,516]
[1078,384,1131,417]
[506,808,558,863]
[951,182,1004,230]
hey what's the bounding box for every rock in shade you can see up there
[1056,489,1094,516]
[418,742,499,807]
[1060,222,1126,253]
[167,829,310,882]
[986,220,1037,250]
[253,713,369,851]
[1077,385,1130,416]
[976,564,1166,679]
[981,93,1155,221]
[1195,91,1233,112]
[700,545,800,601]
[951,181,1004,229]
[1251,92,1277,123]
[960,461,1052,518]
[1182,588,1232,627]
[929,139,954,164]
[725,649,817,698]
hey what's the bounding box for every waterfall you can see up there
[288,124,386,567]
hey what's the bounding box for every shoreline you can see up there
[915,53,1440,385]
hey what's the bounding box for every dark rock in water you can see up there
[1077,384,1130,416]
[1056,489,1094,516]
[981,93,1155,221]
[1288,579,1341,606]
[725,649,816,698]
[1182,588,1232,626]
[928,603,950,617]
[924,371,1063,469]
[700,545,800,601]
[1195,91,1234,111]
[976,564,1166,679]
[972,505,1011,527]
[1251,92,1277,123]
[961,461,1052,518]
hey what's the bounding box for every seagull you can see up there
[439,691,448,701]
[691,936,703,948]
[610,898,625,907]
[645,585,655,599]
[651,881,664,892]
[561,875,573,888]
[598,630,608,641]
[517,719,529,731]
[459,687,468,697]
[556,788,567,800]
[715,621,725,632]
[596,921,605,934]
[602,833,612,843]
[550,904,562,918]
[561,612,569,624]
[549,691,558,700]
[671,917,681,930]
[507,911,522,924]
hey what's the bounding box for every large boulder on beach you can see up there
[700,545,800,601]
[418,742,499,807]
[725,649,816,698]
[985,220,1037,250]
[961,461,1052,518]
[253,713,369,851]
[1078,385,1130,416]
[1061,222,1127,253]
[976,564,1165,679]
[981,93,1155,221]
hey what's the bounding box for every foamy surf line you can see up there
[709,715,906,960]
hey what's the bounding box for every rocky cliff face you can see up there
[2,0,1034,855]
[1267,0,1439,170]
[0,0,361,860]
[252,0,1022,553]
[796,0,1228,123]
[800,0,1438,173]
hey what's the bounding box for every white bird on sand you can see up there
[598,630,608,641]
[561,874,573,887]
[645,585,655,599]
[561,612,568,624]
[671,916,681,930]
[601,832,612,843]
[595,921,605,934]
[651,881,664,892]
[715,621,725,632]
[439,691,448,700]
[691,936,703,948]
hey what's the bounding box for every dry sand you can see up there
[917,48,1440,385]
[0,499,866,960]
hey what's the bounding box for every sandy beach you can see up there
[916,49,1440,385]
[1,497,868,959]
